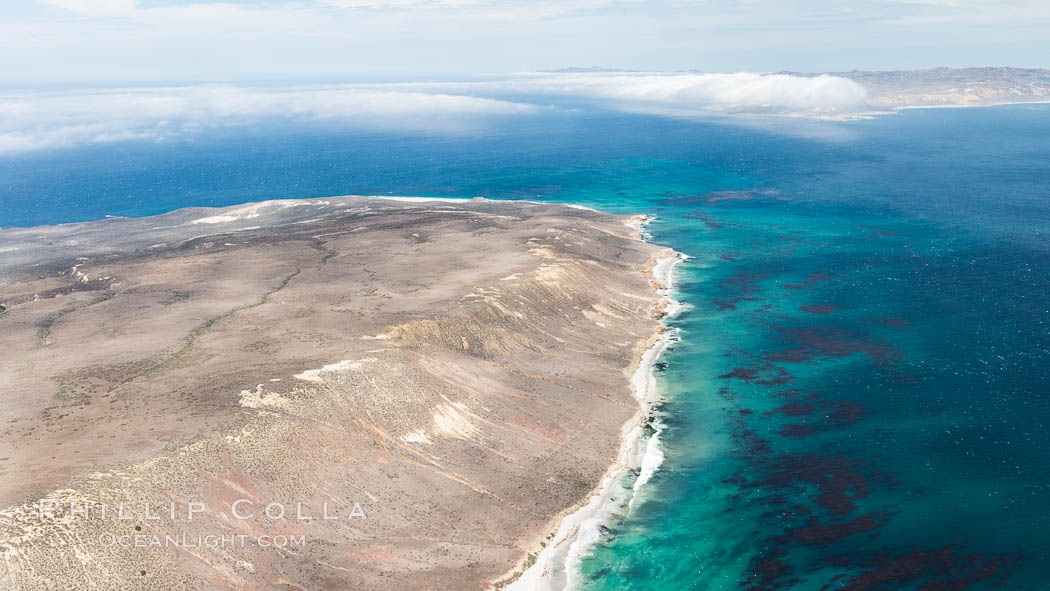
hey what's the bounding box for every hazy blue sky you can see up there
[2,0,1048,83]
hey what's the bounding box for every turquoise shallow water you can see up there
[3,104,1050,589]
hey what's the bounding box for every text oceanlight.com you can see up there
[98,532,307,549]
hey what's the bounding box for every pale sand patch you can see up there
[190,199,331,225]
[431,401,478,440]
[238,385,292,410]
[400,429,434,445]
[293,358,372,382]
[374,196,477,204]
[564,204,600,212]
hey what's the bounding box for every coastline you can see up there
[843,98,1050,120]
[496,215,686,591]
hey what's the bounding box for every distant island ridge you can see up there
[545,65,1050,112]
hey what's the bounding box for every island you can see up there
[0,196,675,590]
[791,66,1050,111]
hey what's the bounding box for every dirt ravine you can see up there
[0,196,672,590]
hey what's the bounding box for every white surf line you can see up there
[373,196,481,203]
[630,248,688,508]
[373,196,600,212]
[505,217,687,591]
[563,203,601,212]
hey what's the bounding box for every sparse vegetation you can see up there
[161,291,192,306]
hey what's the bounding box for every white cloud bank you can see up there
[0,85,538,155]
[490,72,869,117]
[0,73,869,155]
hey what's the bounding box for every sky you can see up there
[0,0,1046,156]
[1,0,1049,84]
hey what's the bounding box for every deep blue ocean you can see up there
[3,103,1050,590]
